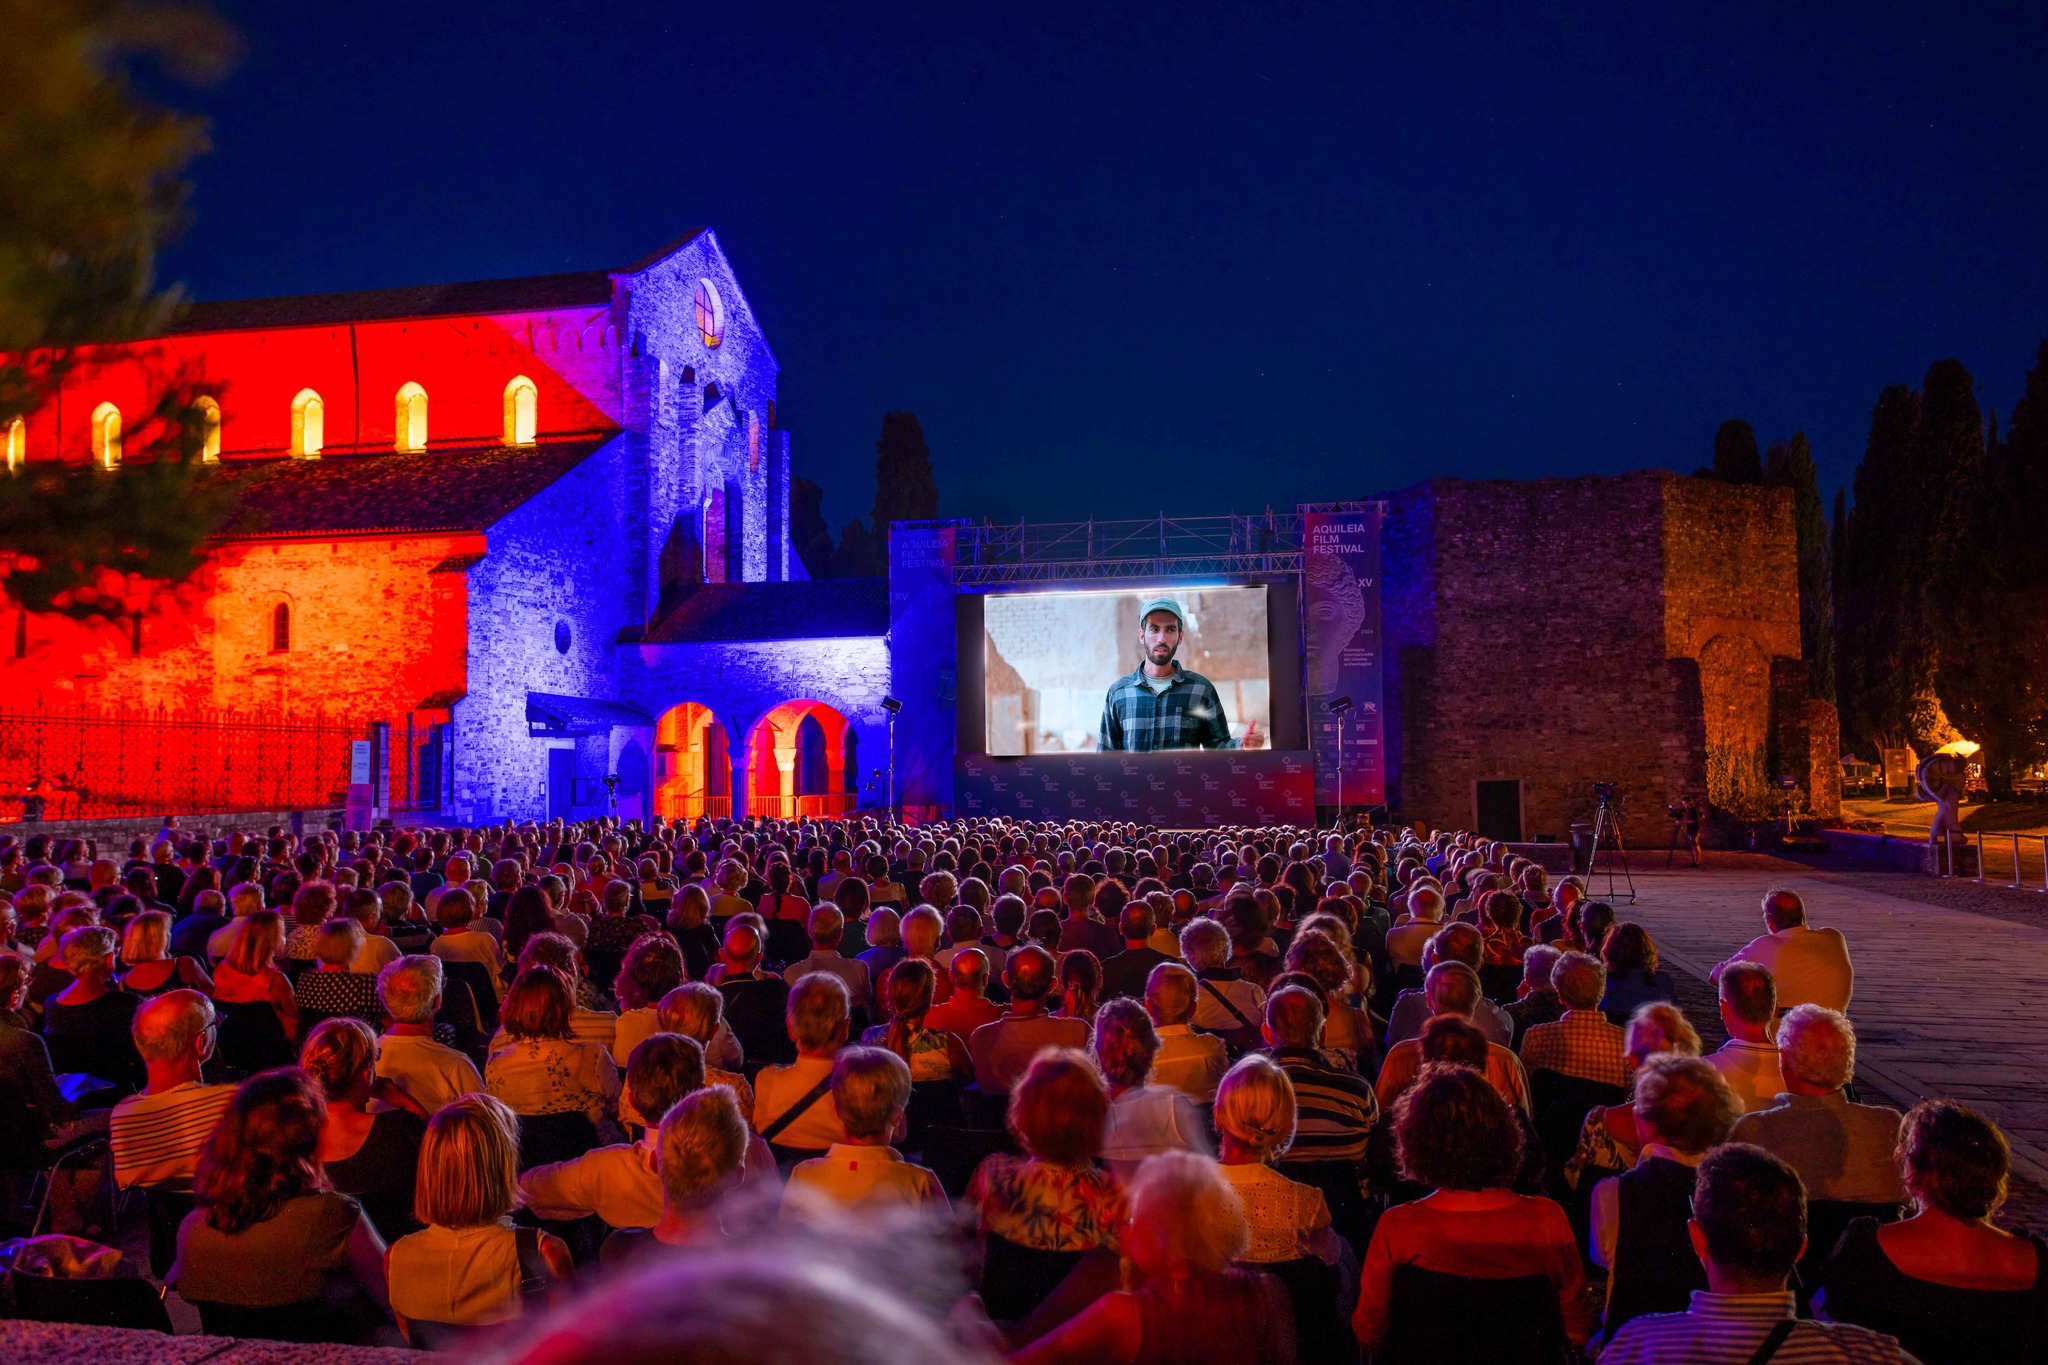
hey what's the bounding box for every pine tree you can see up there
[869,411,937,551]
[1713,420,1762,484]
[1830,487,1849,720]
[1835,385,1927,753]
[1764,434,1833,701]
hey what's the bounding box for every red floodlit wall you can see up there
[14,310,625,465]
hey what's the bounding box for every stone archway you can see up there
[744,699,852,819]
[654,701,732,819]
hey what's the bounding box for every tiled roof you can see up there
[641,579,890,644]
[209,436,615,540]
[171,270,617,333]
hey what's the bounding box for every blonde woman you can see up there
[118,909,214,998]
[385,1094,572,1342]
[212,910,298,1037]
[657,983,754,1120]
[1212,1055,1342,1265]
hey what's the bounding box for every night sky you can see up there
[160,2,2048,532]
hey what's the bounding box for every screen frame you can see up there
[955,575,1305,756]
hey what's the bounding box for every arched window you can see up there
[290,389,324,458]
[194,396,221,462]
[4,417,21,472]
[270,601,291,653]
[504,376,537,446]
[694,279,724,349]
[395,382,428,452]
[90,403,122,469]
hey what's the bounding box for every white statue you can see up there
[1916,752,1968,847]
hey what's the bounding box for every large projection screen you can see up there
[982,585,1272,755]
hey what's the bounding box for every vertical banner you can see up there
[888,523,961,817]
[1302,506,1386,808]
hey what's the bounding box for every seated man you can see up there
[1730,1004,1905,1205]
[1713,888,1853,1014]
[1382,884,1443,967]
[1145,962,1228,1102]
[779,906,872,1010]
[109,989,236,1189]
[1707,961,1787,1113]
[754,973,852,1159]
[1384,922,1514,1046]
[375,954,484,1112]
[1591,1055,1743,1347]
[1518,951,1629,1089]
[1504,942,1564,1046]
[784,1046,946,1220]
[717,922,794,1068]
[1262,984,1377,1248]
[522,1033,709,1230]
[1374,962,1531,1114]
[1179,916,1267,1043]
[1097,901,1171,1003]
[1601,1143,1915,1363]
[968,944,1088,1096]
[924,947,1001,1047]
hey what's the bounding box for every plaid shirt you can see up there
[1099,665,1236,751]
[1518,1008,1630,1088]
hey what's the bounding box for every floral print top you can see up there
[966,1154,1126,1252]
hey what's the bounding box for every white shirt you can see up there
[784,1144,947,1220]
[1717,924,1854,1014]
[1102,1085,1213,1179]
[388,1219,526,1327]
[349,932,402,977]
[1218,1162,1342,1265]
[1151,1024,1229,1102]
[520,1138,664,1230]
[1709,1038,1788,1114]
[377,1031,484,1113]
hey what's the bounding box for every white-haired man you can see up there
[1730,1004,1904,1203]
[374,955,482,1112]
[1384,883,1443,968]
[1713,888,1853,1014]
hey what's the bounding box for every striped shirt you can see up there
[1268,1047,1376,1162]
[1601,1290,1918,1364]
[1518,1008,1629,1089]
[109,1081,236,1188]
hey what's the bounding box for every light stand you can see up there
[881,696,903,820]
[1324,696,1353,830]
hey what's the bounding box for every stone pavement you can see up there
[1596,857,2048,1192]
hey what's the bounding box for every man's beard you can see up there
[1148,645,1177,666]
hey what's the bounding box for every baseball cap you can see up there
[1138,596,1185,627]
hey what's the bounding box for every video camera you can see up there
[1591,781,1620,805]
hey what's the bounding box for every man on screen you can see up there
[1099,597,1255,752]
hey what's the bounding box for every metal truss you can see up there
[895,510,1384,587]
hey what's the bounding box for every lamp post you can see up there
[1324,696,1354,831]
[881,697,903,820]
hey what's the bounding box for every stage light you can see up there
[881,697,903,713]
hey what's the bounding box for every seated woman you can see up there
[170,1068,391,1341]
[1213,1054,1342,1266]
[1009,1150,1295,1365]
[294,919,385,1028]
[1282,929,1371,1072]
[302,1017,429,1243]
[1598,923,1676,1024]
[1094,998,1212,1181]
[967,1048,1126,1254]
[117,910,214,999]
[42,925,144,1088]
[863,957,971,1082]
[1051,950,1099,1027]
[1352,1062,1599,1354]
[613,933,687,1063]
[899,907,953,1006]
[1818,1099,2048,1365]
[0,948,87,1139]
[657,982,753,1118]
[1564,1001,1700,1192]
[666,885,723,983]
[484,965,622,1141]
[214,910,300,1039]
[387,1094,573,1342]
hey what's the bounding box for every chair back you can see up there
[516,1110,599,1171]
[923,1125,1018,1198]
[1479,963,1525,1005]
[1245,1255,1356,1364]
[280,956,315,982]
[1795,1199,1903,1307]
[0,1075,51,1165]
[436,977,488,1061]
[1381,1264,1570,1365]
[10,1270,173,1333]
[764,920,812,970]
[1529,1070,1627,1191]
[904,1079,967,1156]
[440,960,501,1034]
[43,1028,143,1095]
[138,1181,196,1280]
[212,999,295,1078]
[191,1296,372,1344]
[979,1232,1086,1324]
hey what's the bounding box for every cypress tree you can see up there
[1836,385,1926,753]
[1713,420,1762,484]
[788,476,836,579]
[869,411,938,550]
[1764,434,1833,701]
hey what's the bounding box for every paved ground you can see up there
[1602,853,2048,1233]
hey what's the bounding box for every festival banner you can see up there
[888,522,962,816]
[1301,506,1386,808]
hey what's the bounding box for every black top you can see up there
[671,923,722,984]
[1604,1156,1706,1344]
[1818,1216,2048,1365]
[42,988,144,1089]
[1100,945,1173,1002]
[168,912,229,961]
[325,1109,426,1242]
[719,974,795,1066]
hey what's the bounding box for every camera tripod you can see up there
[1587,791,1637,904]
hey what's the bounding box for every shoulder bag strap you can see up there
[759,1072,835,1143]
[512,1225,552,1301]
[1199,977,1255,1031]
[1744,1319,1799,1365]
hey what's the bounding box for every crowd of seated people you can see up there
[1,814,2041,1361]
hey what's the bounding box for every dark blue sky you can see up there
[161,2,2048,532]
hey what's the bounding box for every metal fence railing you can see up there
[0,701,369,823]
